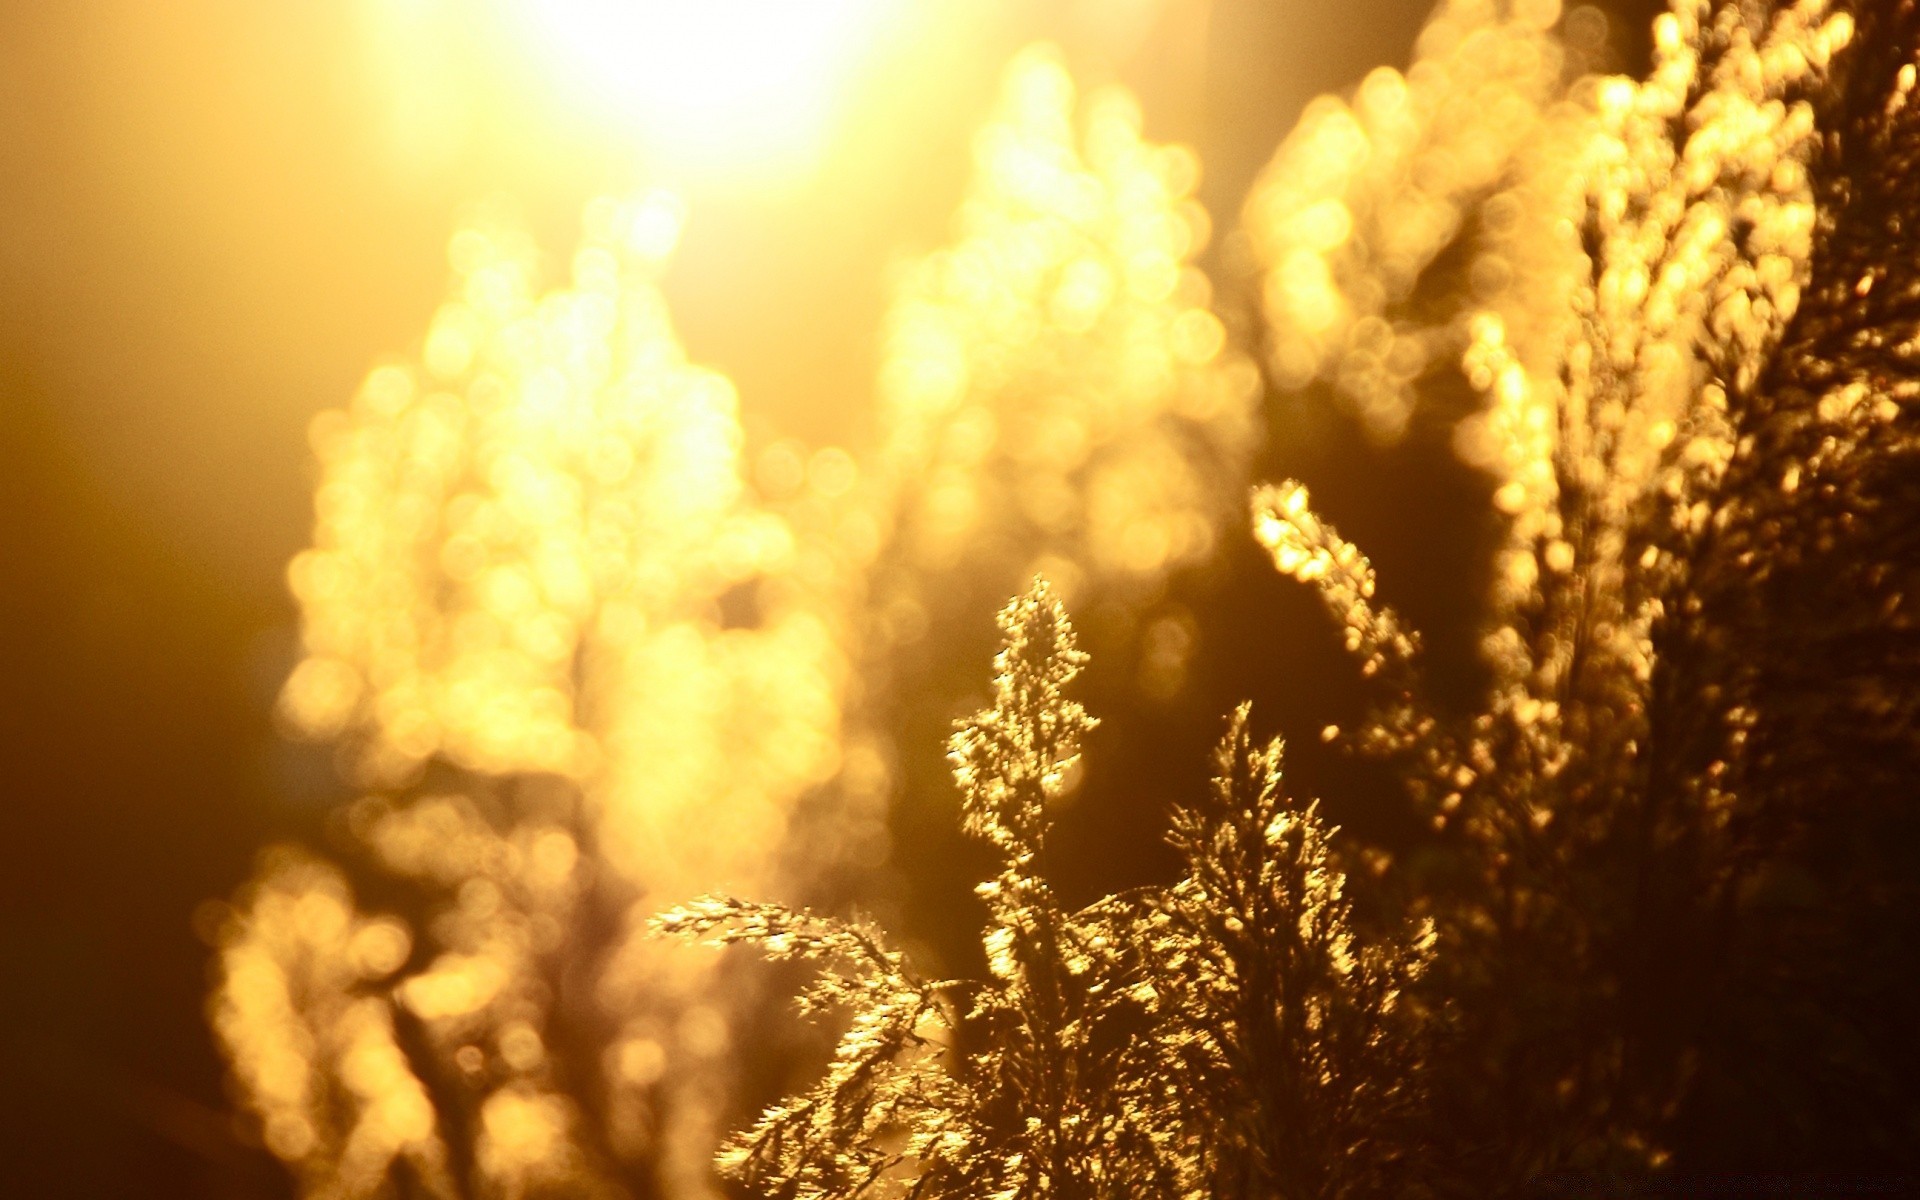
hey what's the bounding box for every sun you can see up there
[502,0,899,175]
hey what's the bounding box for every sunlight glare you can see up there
[506,0,896,173]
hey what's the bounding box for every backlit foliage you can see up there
[216,0,1920,1194]
[226,193,855,1198]
[869,44,1259,617]
[1251,0,1912,1177]
[213,851,456,1198]
[1246,0,1574,444]
[278,188,844,818]
[1140,705,1437,1199]
[660,584,1170,1199]
[663,584,1431,1199]
[216,40,1260,1200]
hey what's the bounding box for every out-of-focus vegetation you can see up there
[207,0,1920,1195]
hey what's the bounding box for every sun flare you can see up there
[504,0,898,173]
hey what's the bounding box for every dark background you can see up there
[0,2,1661,1195]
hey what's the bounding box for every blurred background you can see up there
[0,1,1657,1195]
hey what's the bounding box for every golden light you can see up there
[502,0,900,174]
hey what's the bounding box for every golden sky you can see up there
[0,0,1423,593]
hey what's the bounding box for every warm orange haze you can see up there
[6,1,1919,1197]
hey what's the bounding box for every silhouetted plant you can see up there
[212,46,1256,1196]
[1136,703,1436,1200]
[215,0,1920,1193]
[1247,0,1920,1177]
[659,582,1177,1200]
[663,581,1442,1200]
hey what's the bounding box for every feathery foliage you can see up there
[216,0,1920,1194]
[659,582,1175,1200]
[1140,705,1436,1200]
[1247,0,1920,1176]
[664,581,1442,1199]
